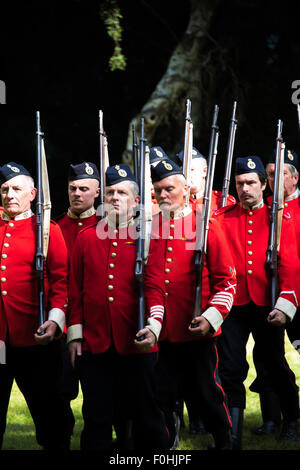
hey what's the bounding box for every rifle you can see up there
[191,105,219,325]
[98,110,110,219]
[182,99,193,204]
[132,122,139,178]
[35,111,46,332]
[266,120,285,308]
[135,117,152,339]
[221,101,238,207]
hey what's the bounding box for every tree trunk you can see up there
[122,0,221,166]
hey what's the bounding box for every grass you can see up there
[2,335,300,451]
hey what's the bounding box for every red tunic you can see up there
[267,193,300,301]
[213,203,298,316]
[0,215,68,347]
[56,211,99,252]
[189,190,236,215]
[68,219,166,355]
[151,209,237,342]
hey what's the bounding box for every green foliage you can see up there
[100,0,126,71]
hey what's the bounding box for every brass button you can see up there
[108,274,114,280]
[167,247,173,252]
[2,254,7,259]
[248,230,253,235]
[1,291,7,296]
[284,202,288,207]
[108,297,114,302]
[248,220,253,225]
[248,211,253,216]
[1,266,6,271]
[248,251,253,255]
[78,222,83,227]
[109,263,115,268]
[111,253,117,258]
[8,222,14,227]
[114,229,118,234]
[168,236,174,240]
[112,242,118,247]
[165,292,169,297]
[170,224,175,229]
[1,278,6,282]
[165,280,170,285]
[5,233,11,238]
[108,285,114,291]
[165,268,170,273]
[247,270,252,275]
[247,241,252,245]
[4,243,9,248]
[166,258,172,263]
[248,260,253,265]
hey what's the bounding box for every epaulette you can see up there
[213,203,238,218]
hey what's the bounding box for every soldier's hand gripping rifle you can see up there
[36,111,51,333]
[266,120,285,308]
[190,105,219,328]
[98,110,110,220]
[135,117,152,340]
[221,101,238,207]
[182,99,193,205]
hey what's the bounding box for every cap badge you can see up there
[118,169,127,177]
[162,160,173,171]
[247,158,256,170]
[154,148,163,158]
[85,163,94,175]
[7,164,20,173]
[288,150,294,161]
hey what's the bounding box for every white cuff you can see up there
[146,317,162,343]
[48,308,65,334]
[67,324,83,343]
[275,297,296,321]
[202,306,224,333]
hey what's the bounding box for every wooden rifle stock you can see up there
[221,101,238,207]
[191,105,219,325]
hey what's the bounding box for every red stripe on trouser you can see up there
[214,344,232,428]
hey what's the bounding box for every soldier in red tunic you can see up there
[0,162,70,450]
[55,162,101,442]
[151,158,236,450]
[214,155,299,448]
[67,164,169,451]
[176,147,236,214]
[56,162,100,253]
[250,149,300,439]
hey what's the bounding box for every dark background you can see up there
[1,0,300,215]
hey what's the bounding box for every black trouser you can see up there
[218,303,299,421]
[75,345,169,451]
[155,339,232,445]
[0,340,71,450]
